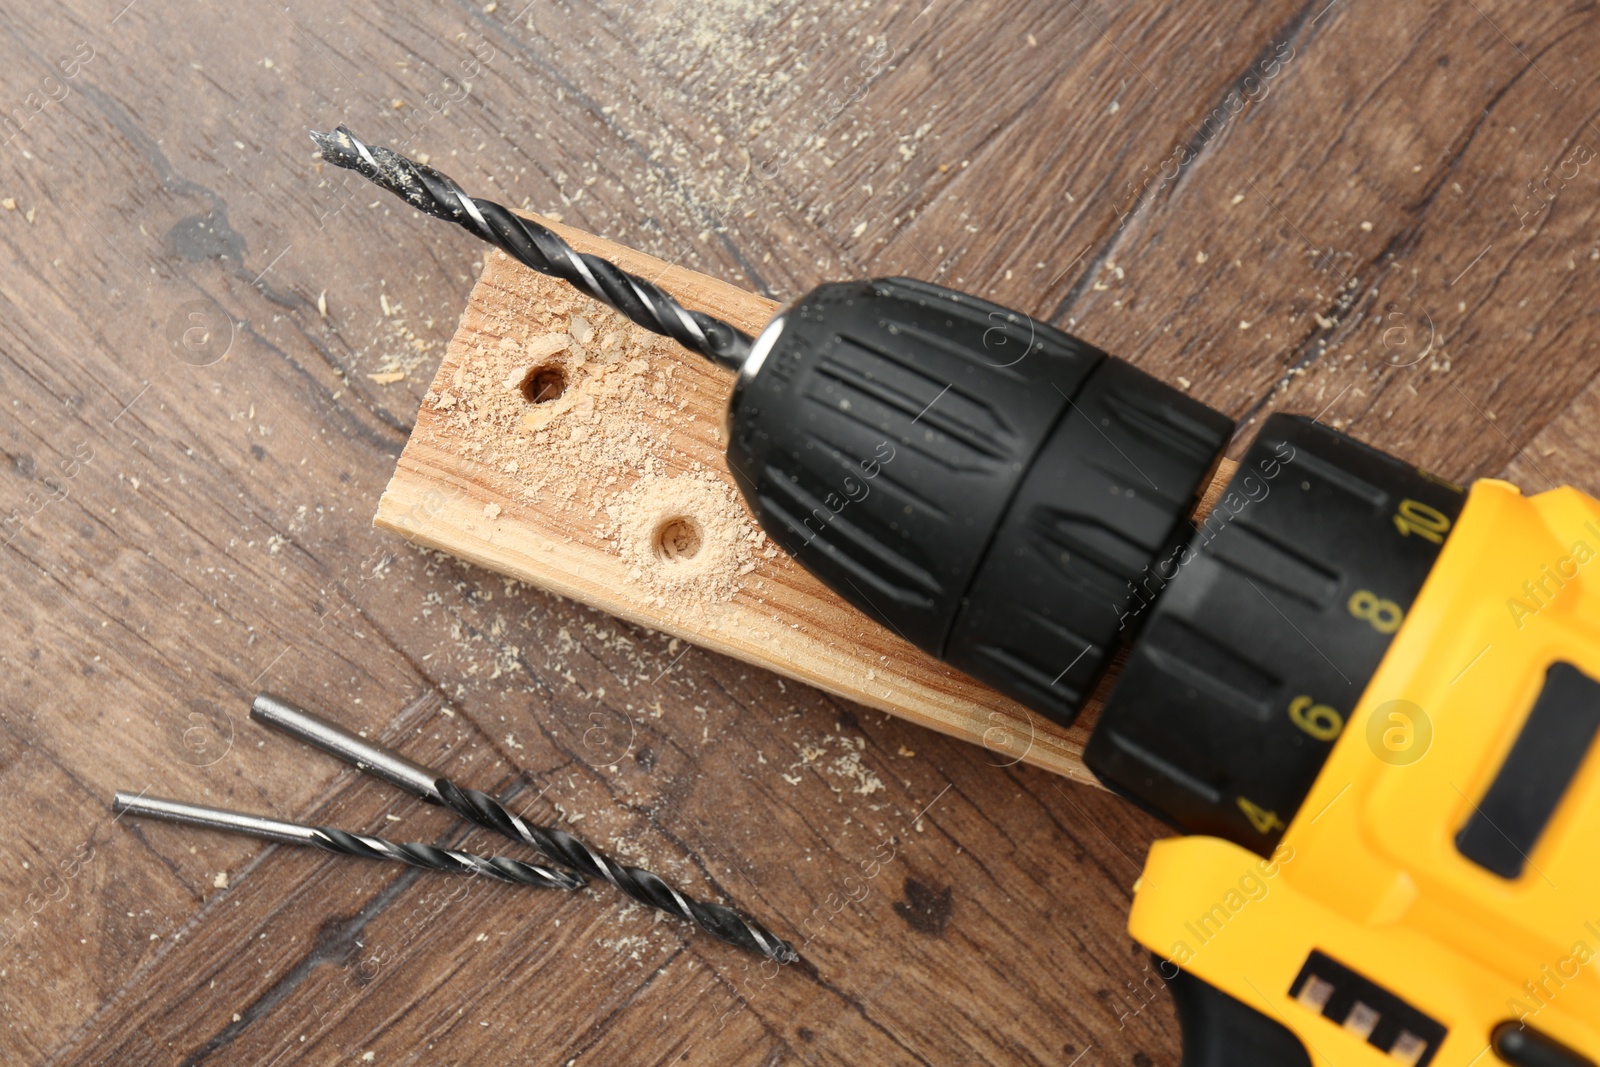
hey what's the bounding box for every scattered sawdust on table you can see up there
[419,252,775,613]
[782,732,886,796]
[368,297,439,380]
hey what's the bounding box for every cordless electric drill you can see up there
[316,127,1600,1067]
[725,279,1600,1067]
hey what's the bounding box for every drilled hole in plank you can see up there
[653,516,703,562]
[519,365,567,404]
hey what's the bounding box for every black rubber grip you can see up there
[942,355,1230,721]
[1163,959,1312,1067]
[1457,661,1600,879]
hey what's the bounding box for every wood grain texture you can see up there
[374,218,1106,786]
[2,0,1598,1063]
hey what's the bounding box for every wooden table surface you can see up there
[3,1,1597,1063]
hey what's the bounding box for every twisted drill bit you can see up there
[309,124,753,372]
[251,693,798,964]
[111,792,587,890]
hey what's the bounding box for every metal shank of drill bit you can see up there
[251,693,442,802]
[114,792,322,846]
[112,792,586,891]
[309,125,754,372]
[249,695,799,964]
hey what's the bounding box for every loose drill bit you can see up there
[310,124,753,372]
[251,693,799,964]
[112,792,587,890]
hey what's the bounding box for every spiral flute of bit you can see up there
[250,693,799,964]
[309,124,754,372]
[112,792,587,891]
[429,777,797,962]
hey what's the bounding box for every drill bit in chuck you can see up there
[251,693,798,964]
[310,125,753,372]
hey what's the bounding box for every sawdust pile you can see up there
[419,252,776,613]
[605,472,761,610]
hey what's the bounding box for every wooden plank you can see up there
[374,218,1118,786]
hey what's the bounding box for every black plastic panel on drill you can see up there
[1163,959,1312,1067]
[725,278,1232,725]
[1085,414,1466,854]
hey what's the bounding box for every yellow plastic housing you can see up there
[1129,479,1600,1064]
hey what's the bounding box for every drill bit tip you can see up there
[310,124,754,372]
[310,125,451,224]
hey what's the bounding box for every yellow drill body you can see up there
[1131,479,1600,1064]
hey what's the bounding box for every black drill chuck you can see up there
[726,277,1233,724]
